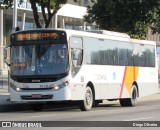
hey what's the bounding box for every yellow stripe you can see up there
[124,67,139,95]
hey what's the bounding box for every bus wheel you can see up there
[80,87,93,111]
[93,100,103,107]
[30,103,44,111]
[119,85,138,107]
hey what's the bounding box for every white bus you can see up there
[4,29,158,111]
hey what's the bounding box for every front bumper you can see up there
[10,86,72,103]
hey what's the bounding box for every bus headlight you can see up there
[52,81,69,91]
[16,87,21,92]
[10,83,21,92]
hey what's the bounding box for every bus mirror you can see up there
[73,50,79,60]
[72,49,83,67]
[4,46,11,66]
[73,60,77,67]
[72,49,78,67]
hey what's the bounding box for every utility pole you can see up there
[13,0,17,32]
[0,10,3,76]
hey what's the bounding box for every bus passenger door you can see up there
[70,36,84,100]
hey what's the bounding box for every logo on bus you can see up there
[95,74,107,80]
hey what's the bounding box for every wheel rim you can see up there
[85,89,93,108]
[132,87,137,104]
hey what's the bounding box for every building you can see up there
[0,0,94,75]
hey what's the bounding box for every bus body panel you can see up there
[136,67,158,97]
[70,65,158,100]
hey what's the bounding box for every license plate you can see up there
[31,94,42,98]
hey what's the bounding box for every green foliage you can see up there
[0,0,79,28]
[34,0,67,10]
[0,0,12,9]
[0,0,23,9]
[73,0,95,6]
[84,0,160,39]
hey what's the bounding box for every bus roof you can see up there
[65,29,156,46]
[12,28,156,46]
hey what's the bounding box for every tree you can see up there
[30,0,89,28]
[0,0,12,9]
[0,0,82,28]
[84,0,160,39]
[0,0,96,28]
[73,0,95,6]
[0,0,23,9]
[30,0,69,28]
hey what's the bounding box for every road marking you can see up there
[123,117,155,121]
[31,114,56,118]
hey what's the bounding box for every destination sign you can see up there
[15,32,60,41]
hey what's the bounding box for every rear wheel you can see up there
[119,85,138,107]
[93,100,103,107]
[80,87,93,111]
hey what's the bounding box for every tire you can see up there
[119,85,138,107]
[93,100,103,107]
[80,87,93,111]
[30,103,44,111]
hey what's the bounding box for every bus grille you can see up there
[21,88,52,90]
[21,95,53,100]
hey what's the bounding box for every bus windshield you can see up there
[10,43,69,76]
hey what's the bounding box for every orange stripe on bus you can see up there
[119,67,139,98]
[124,67,139,95]
[119,67,127,98]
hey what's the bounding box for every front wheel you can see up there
[80,87,93,111]
[119,85,138,107]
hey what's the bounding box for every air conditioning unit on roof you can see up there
[85,30,130,38]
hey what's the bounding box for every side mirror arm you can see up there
[4,44,11,66]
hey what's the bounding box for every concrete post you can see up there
[52,13,58,28]
[13,0,17,31]
[83,21,86,30]
[60,17,65,29]
[22,13,26,30]
[0,10,3,72]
